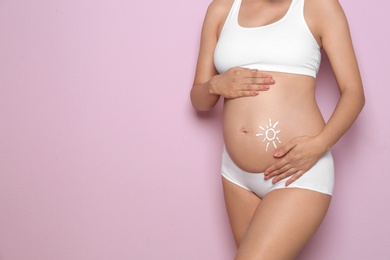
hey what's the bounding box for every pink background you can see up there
[0,0,388,259]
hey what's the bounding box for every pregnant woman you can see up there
[190,0,365,258]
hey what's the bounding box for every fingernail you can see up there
[274,152,280,157]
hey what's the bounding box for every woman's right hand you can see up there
[209,67,275,99]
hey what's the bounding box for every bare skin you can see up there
[191,0,364,258]
[223,178,331,259]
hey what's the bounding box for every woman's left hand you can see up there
[264,135,327,186]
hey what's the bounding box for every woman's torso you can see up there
[214,0,325,172]
[223,73,325,172]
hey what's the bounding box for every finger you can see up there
[240,83,270,93]
[234,90,262,97]
[273,140,296,158]
[285,170,305,186]
[252,70,273,79]
[247,83,272,90]
[244,76,275,86]
[272,168,299,184]
[264,160,290,178]
[234,86,270,97]
[249,84,271,91]
[239,69,273,80]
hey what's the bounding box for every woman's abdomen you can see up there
[222,73,325,173]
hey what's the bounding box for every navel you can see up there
[241,128,249,134]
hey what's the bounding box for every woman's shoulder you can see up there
[202,0,234,35]
[205,0,234,20]
[304,0,344,20]
[304,0,347,42]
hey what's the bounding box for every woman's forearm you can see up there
[190,78,220,112]
[316,86,365,151]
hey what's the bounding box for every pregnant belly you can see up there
[222,80,325,173]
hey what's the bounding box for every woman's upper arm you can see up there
[317,0,363,93]
[193,0,230,85]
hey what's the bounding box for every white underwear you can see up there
[221,147,334,198]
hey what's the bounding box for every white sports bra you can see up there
[214,0,321,78]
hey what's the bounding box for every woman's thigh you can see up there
[236,188,331,260]
[222,177,262,247]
